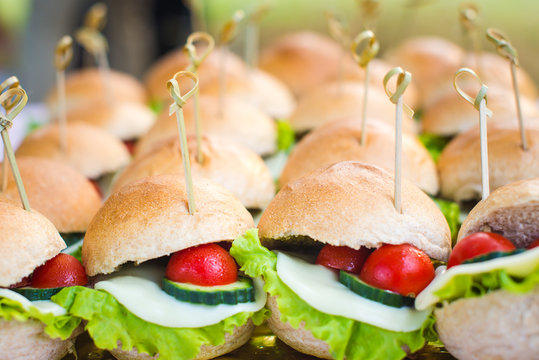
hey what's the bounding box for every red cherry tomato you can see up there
[448,232,516,268]
[31,253,88,288]
[528,238,539,249]
[166,243,238,286]
[316,244,371,274]
[123,140,136,155]
[359,244,435,297]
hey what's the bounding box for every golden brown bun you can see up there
[61,101,156,140]
[0,200,64,286]
[144,47,246,102]
[457,178,539,248]
[422,83,539,136]
[0,319,81,360]
[258,161,451,260]
[259,31,357,97]
[0,157,101,233]
[16,122,130,179]
[384,36,464,100]
[438,122,539,202]
[109,320,254,360]
[112,135,275,209]
[435,287,539,360]
[200,68,296,119]
[134,95,276,158]
[46,67,148,111]
[83,174,254,276]
[289,81,417,134]
[280,120,439,194]
[266,296,332,359]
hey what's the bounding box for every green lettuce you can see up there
[52,285,268,359]
[0,296,81,340]
[434,266,539,303]
[430,197,460,244]
[276,120,295,152]
[418,133,452,163]
[230,229,432,360]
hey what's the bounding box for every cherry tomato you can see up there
[448,232,516,268]
[359,244,434,297]
[31,253,88,288]
[316,244,371,274]
[123,140,136,155]
[9,276,31,289]
[527,238,539,249]
[166,243,237,286]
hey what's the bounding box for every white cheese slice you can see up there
[95,275,267,328]
[0,288,67,316]
[415,247,539,310]
[276,252,430,332]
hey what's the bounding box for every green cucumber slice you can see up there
[59,232,85,247]
[339,271,415,308]
[162,277,255,305]
[463,249,526,265]
[12,287,63,301]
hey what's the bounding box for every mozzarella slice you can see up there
[0,288,67,316]
[416,247,539,310]
[276,251,430,332]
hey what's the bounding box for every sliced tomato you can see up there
[448,232,516,268]
[527,238,539,249]
[166,243,237,286]
[315,244,371,274]
[31,253,88,288]
[359,244,434,297]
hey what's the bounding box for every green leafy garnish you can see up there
[276,120,295,152]
[418,133,452,163]
[430,197,460,244]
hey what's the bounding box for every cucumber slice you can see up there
[463,249,526,265]
[59,232,85,247]
[339,271,415,308]
[12,287,63,301]
[162,277,255,305]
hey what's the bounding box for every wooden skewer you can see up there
[244,3,270,69]
[326,12,351,94]
[383,67,413,214]
[459,3,482,72]
[168,71,199,215]
[0,76,21,193]
[54,35,73,153]
[0,86,30,210]
[454,68,493,200]
[351,30,379,146]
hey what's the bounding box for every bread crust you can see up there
[435,287,539,360]
[259,161,451,260]
[279,120,438,194]
[438,122,539,202]
[83,174,254,275]
[0,157,101,232]
[16,122,130,179]
[0,201,65,286]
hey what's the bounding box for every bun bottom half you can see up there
[435,286,539,360]
[0,319,82,360]
[109,320,255,360]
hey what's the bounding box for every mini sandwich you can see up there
[0,200,87,360]
[111,135,275,211]
[279,120,438,194]
[16,122,130,194]
[438,121,539,202]
[53,174,268,360]
[134,95,277,159]
[0,157,101,257]
[288,81,417,135]
[416,178,539,359]
[230,161,451,360]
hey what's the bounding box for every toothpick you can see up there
[0,76,20,193]
[244,3,270,69]
[54,35,73,153]
[454,68,493,200]
[359,0,380,30]
[184,32,215,165]
[383,67,413,213]
[486,28,527,151]
[459,3,482,72]
[168,71,199,215]
[218,10,245,117]
[351,30,379,146]
[326,12,351,94]
[0,86,30,210]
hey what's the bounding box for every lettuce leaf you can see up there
[434,267,539,303]
[230,229,432,360]
[276,120,295,152]
[418,133,452,163]
[0,296,81,340]
[52,285,268,360]
[430,197,460,244]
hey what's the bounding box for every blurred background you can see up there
[1,0,539,101]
